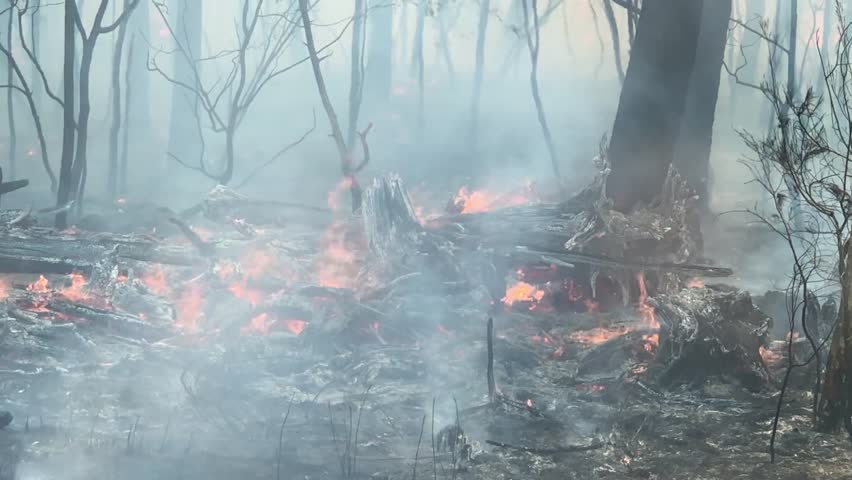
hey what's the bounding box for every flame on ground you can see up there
[316,220,361,289]
[502,281,545,308]
[59,273,90,302]
[27,275,50,294]
[452,185,534,214]
[176,283,204,331]
[637,272,660,352]
[569,326,631,345]
[242,313,275,336]
[686,278,705,289]
[142,266,170,296]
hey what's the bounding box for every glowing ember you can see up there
[27,275,50,293]
[576,384,606,393]
[525,398,534,408]
[141,267,169,296]
[502,281,545,308]
[759,345,781,366]
[176,283,204,331]
[241,313,275,336]
[228,282,263,307]
[636,272,660,352]
[59,273,89,302]
[316,220,361,289]
[286,319,307,336]
[569,326,630,345]
[242,248,274,280]
[686,278,705,289]
[451,184,536,214]
[0,278,8,300]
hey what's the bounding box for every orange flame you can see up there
[27,275,50,293]
[686,278,705,289]
[59,273,89,302]
[637,272,660,352]
[452,184,536,214]
[141,266,169,296]
[176,283,204,331]
[0,278,9,300]
[501,281,545,308]
[759,345,781,366]
[569,326,630,345]
[316,221,360,289]
[241,313,275,336]
[228,282,263,307]
[286,319,307,336]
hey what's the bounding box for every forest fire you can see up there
[450,183,537,214]
[501,281,546,308]
[637,272,660,352]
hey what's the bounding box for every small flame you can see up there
[569,326,630,345]
[0,278,9,300]
[59,273,89,302]
[637,272,660,352]
[176,283,204,331]
[501,281,545,308]
[141,267,169,296]
[525,398,534,408]
[686,278,705,289]
[759,345,781,366]
[286,319,307,336]
[27,275,50,293]
[241,313,275,336]
[452,184,536,214]
[229,282,263,307]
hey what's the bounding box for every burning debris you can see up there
[1,173,839,480]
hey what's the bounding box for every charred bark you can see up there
[818,239,852,435]
[56,0,78,229]
[673,0,733,206]
[469,0,491,145]
[108,0,131,200]
[605,0,703,211]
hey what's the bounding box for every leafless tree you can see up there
[149,0,324,186]
[0,1,59,193]
[520,0,561,183]
[299,0,372,212]
[740,5,852,454]
[107,0,131,199]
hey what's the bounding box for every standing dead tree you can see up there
[108,0,131,200]
[50,0,142,226]
[150,0,321,186]
[469,0,491,146]
[299,0,372,212]
[520,0,561,184]
[0,1,57,192]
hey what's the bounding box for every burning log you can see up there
[648,285,772,391]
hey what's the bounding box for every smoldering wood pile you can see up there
[0,168,806,480]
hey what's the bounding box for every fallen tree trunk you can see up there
[0,226,204,274]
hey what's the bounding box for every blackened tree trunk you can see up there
[788,0,798,101]
[364,0,393,106]
[347,0,366,147]
[108,0,132,199]
[166,0,203,171]
[6,6,16,182]
[605,0,703,211]
[673,0,733,206]
[56,0,78,229]
[411,0,426,133]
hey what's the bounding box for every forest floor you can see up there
[0,173,848,480]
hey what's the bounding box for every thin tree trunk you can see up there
[816,0,837,96]
[788,0,798,100]
[108,0,131,199]
[120,35,133,195]
[522,0,560,183]
[674,0,733,207]
[412,0,426,134]
[29,5,44,122]
[602,0,625,84]
[470,0,491,145]
[347,0,366,146]
[72,42,96,212]
[6,6,17,184]
[437,0,455,82]
[166,0,203,172]
[56,0,78,229]
[364,0,393,106]
[606,0,703,211]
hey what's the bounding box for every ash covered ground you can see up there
[0,176,849,480]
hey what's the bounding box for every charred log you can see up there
[649,285,772,391]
